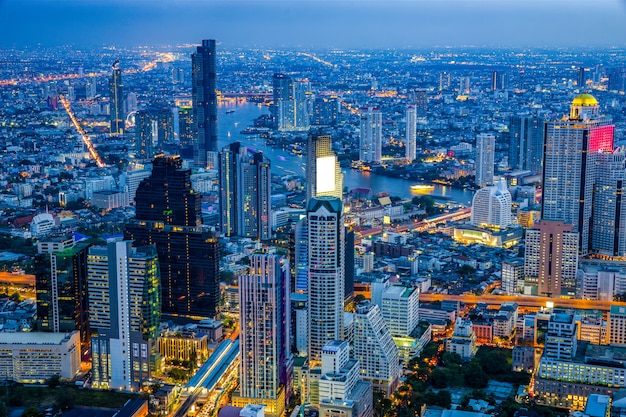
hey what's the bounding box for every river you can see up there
[217,102,474,206]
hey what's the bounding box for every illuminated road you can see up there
[59,94,106,168]
[420,293,626,312]
[297,52,334,68]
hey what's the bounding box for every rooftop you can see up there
[0,331,77,345]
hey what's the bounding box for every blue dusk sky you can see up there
[1,0,626,48]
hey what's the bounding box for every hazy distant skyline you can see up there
[1,0,626,49]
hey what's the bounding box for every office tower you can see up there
[312,96,339,126]
[501,259,524,295]
[308,197,345,365]
[89,240,161,391]
[293,80,311,129]
[319,340,374,417]
[591,150,626,257]
[125,91,138,115]
[219,142,271,240]
[234,254,291,417]
[492,70,499,90]
[609,306,626,345]
[542,94,614,254]
[125,155,220,318]
[345,227,355,309]
[109,60,124,135]
[272,73,293,125]
[306,133,343,202]
[191,39,218,167]
[353,301,399,396]
[414,89,427,118]
[475,133,495,187]
[405,106,416,162]
[577,67,586,88]
[544,312,578,361]
[291,293,308,357]
[359,107,382,163]
[178,106,194,147]
[135,110,157,159]
[607,68,626,93]
[34,237,90,352]
[439,72,451,91]
[294,217,308,292]
[524,220,579,298]
[507,116,544,174]
[470,180,512,230]
[380,285,419,337]
[86,77,97,100]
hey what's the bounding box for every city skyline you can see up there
[1,0,626,48]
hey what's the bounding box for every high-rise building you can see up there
[380,285,420,337]
[591,149,626,257]
[294,217,308,293]
[475,133,495,187]
[272,73,293,126]
[124,155,220,317]
[234,254,291,417]
[109,60,124,135]
[501,259,524,295]
[577,67,586,88]
[607,68,626,93]
[308,197,345,365]
[353,301,399,396]
[405,106,416,162]
[135,110,158,159]
[492,70,499,91]
[277,80,311,131]
[524,220,580,298]
[219,142,271,240]
[312,97,339,126]
[470,180,512,230]
[544,311,578,361]
[191,39,218,167]
[608,305,626,346]
[542,94,614,254]
[507,116,544,174]
[178,106,194,148]
[306,133,343,202]
[34,237,90,352]
[89,240,161,391]
[414,89,427,118]
[359,107,382,163]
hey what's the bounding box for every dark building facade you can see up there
[34,239,90,353]
[109,60,124,135]
[125,155,220,318]
[191,39,218,167]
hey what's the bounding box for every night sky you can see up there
[1,0,626,48]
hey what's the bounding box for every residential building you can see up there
[359,107,382,163]
[475,133,495,187]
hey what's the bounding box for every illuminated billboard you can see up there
[316,156,336,193]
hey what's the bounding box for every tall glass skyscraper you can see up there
[109,60,124,135]
[192,39,218,167]
[125,155,220,318]
[306,132,343,203]
[507,115,544,174]
[359,107,382,163]
[219,142,271,240]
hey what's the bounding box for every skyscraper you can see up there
[542,94,614,254]
[109,60,124,135]
[591,149,626,257]
[507,116,544,174]
[577,67,586,88]
[413,89,427,118]
[124,155,220,317]
[353,301,400,396]
[233,254,291,417]
[89,240,161,391]
[359,107,382,163]
[306,132,343,202]
[475,133,495,187]
[219,142,271,240]
[405,106,416,162]
[308,197,345,365]
[524,220,579,298]
[34,237,90,352]
[135,109,157,159]
[192,39,218,167]
[272,73,293,127]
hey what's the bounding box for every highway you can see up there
[420,293,626,312]
[59,94,106,167]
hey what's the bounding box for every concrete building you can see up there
[446,318,478,360]
[0,331,80,383]
[306,133,343,202]
[380,285,420,337]
[609,305,626,346]
[501,259,524,294]
[308,197,345,365]
[470,180,512,230]
[405,106,416,162]
[524,220,579,297]
[353,301,399,396]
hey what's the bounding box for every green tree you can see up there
[463,360,489,388]
[55,387,76,410]
[430,368,451,388]
[22,408,43,417]
[45,374,61,388]
[0,401,7,417]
